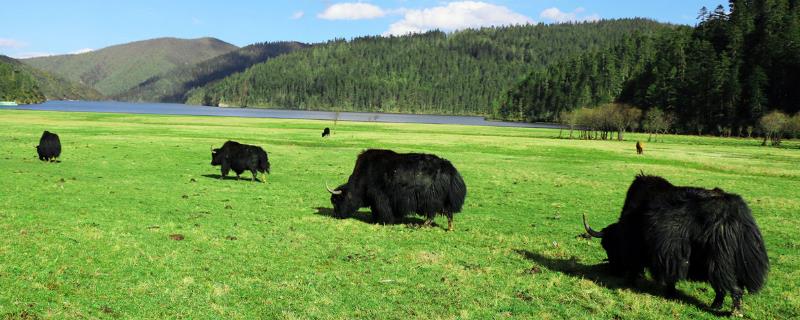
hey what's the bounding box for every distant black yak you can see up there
[636,141,643,154]
[36,131,61,162]
[211,140,270,182]
[322,127,331,137]
[327,149,466,230]
[583,174,768,316]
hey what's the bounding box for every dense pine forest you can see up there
[497,0,800,134]
[186,19,674,114]
[117,41,308,103]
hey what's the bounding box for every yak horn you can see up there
[326,182,342,195]
[583,213,604,238]
[211,145,214,151]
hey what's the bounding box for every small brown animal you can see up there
[636,141,644,155]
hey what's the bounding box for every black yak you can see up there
[636,141,643,154]
[326,149,466,230]
[211,140,270,182]
[36,131,61,162]
[322,127,331,137]
[583,174,768,316]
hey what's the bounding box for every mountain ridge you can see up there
[23,37,237,96]
[1,55,103,103]
[117,41,309,103]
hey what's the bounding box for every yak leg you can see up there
[371,196,394,224]
[446,212,454,231]
[664,281,679,298]
[220,164,230,180]
[710,286,725,310]
[731,286,744,317]
[251,169,258,182]
[423,216,433,227]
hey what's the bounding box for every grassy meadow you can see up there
[0,110,798,319]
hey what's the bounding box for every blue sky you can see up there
[1,1,725,59]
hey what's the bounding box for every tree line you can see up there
[497,0,800,137]
[187,19,673,115]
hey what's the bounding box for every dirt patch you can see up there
[515,290,533,301]
[2,310,40,319]
[526,266,542,275]
[169,234,185,241]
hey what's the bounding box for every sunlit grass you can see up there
[0,110,797,319]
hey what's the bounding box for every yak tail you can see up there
[447,170,467,213]
[260,151,271,174]
[735,215,769,293]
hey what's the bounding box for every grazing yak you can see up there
[636,141,644,154]
[36,131,61,162]
[326,149,466,230]
[583,174,768,316]
[211,140,270,182]
[322,127,331,137]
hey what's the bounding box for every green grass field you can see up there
[1,110,798,319]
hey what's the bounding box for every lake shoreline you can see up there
[1,100,562,129]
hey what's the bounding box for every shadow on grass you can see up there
[201,173,264,183]
[313,207,432,227]
[514,249,728,317]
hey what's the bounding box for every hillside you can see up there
[0,55,103,104]
[186,19,676,115]
[24,37,237,96]
[117,41,308,103]
[496,0,800,133]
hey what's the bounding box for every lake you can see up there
[1,100,560,128]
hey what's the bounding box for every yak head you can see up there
[210,146,225,166]
[326,183,361,218]
[583,214,628,270]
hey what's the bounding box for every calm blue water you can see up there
[1,100,560,128]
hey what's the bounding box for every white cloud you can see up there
[384,1,533,36]
[318,2,386,20]
[71,48,94,55]
[291,11,305,19]
[539,7,600,23]
[0,38,26,49]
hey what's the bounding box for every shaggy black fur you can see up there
[328,149,466,230]
[583,174,769,316]
[211,140,270,182]
[322,127,331,137]
[36,131,61,161]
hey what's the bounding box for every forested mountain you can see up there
[117,41,308,103]
[0,55,103,104]
[493,29,689,121]
[24,37,237,96]
[187,19,675,114]
[497,0,800,133]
